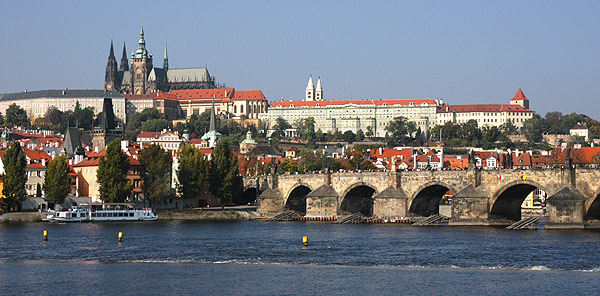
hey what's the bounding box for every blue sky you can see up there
[1,1,599,119]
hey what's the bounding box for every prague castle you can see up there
[105,25,217,94]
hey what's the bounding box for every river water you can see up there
[1,220,599,295]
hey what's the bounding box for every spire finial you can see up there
[163,39,169,71]
[209,96,217,132]
[109,39,115,58]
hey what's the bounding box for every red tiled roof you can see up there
[511,88,529,101]
[23,150,51,161]
[26,163,45,169]
[272,99,438,108]
[232,90,267,102]
[171,88,235,100]
[137,132,161,139]
[444,157,468,170]
[437,104,532,113]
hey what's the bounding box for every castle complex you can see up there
[104,25,216,94]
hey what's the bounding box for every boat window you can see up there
[129,213,134,217]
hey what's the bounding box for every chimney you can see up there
[42,158,46,167]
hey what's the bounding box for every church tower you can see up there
[510,88,530,109]
[315,76,323,101]
[104,40,119,91]
[120,42,129,72]
[130,25,153,94]
[305,75,315,101]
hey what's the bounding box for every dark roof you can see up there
[454,184,487,198]
[547,186,586,201]
[307,184,338,198]
[255,145,282,157]
[0,89,123,101]
[375,186,408,199]
[148,67,168,82]
[62,127,82,158]
[258,188,282,200]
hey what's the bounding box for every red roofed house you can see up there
[437,88,534,128]
[137,129,187,152]
[73,142,143,203]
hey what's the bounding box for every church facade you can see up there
[105,26,217,94]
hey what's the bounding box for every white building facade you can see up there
[436,88,534,128]
[262,99,439,137]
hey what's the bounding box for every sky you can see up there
[1,1,599,119]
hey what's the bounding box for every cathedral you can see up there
[105,25,217,94]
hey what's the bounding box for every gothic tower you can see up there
[130,25,153,94]
[104,40,119,91]
[120,42,129,72]
[315,76,323,101]
[305,75,315,101]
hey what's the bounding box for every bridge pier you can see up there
[545,186,586,229]
[256,188,284,215]
[450,184,490,226]
[306,184,338,218]
[372,186,408,218]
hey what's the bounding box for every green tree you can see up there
[1,142,27,211]
[297,117,316,141]
[43,156,71,205]
[521,115,545,144]
[97,140,132,203]
[127,108,163,131]
[176,143,208,200]
[280,158,302,173]
[342,130,356,143]
[273,117,291,138]
[139,144,172,207]
[356,129,365,142]
[365,126,374,138]
[384,117,416,146]
[140,118,170,132]
[5,104,29,127]
[209,138,239,208]
[72,101,95,130]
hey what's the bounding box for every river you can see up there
[1,220,599,295]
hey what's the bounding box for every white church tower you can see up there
[315,76,323,101]
[305,75,315,101]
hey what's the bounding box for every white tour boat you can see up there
[47,203,158,222]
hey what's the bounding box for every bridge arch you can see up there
[409,181,457,217]
[490,180,551,221]
[284,184,313,214]
[339,183,378,216]
[586,189,600,219]
[235,186,258,205]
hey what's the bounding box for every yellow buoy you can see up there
[118,232,123,242]
[303,236,308,247]
[43,230,48,241]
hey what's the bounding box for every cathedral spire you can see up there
[120,42,129,71]
[163,40,169,71]
[104,40,118,91]
[109,39,115,58]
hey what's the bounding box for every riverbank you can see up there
[157,208,263,220]
[0,212,45,222]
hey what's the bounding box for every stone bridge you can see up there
[240,166,600,229]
